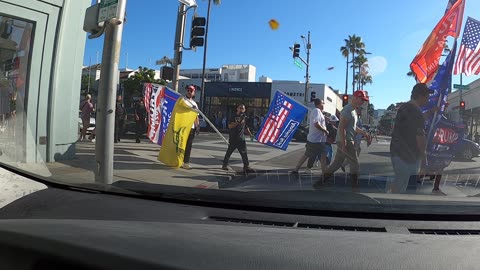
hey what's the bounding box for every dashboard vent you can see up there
[209,217,386,232]
[209,216,295,227]
[409,229,480,235]
[297,223,387,232]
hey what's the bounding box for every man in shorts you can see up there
[291,99,329,174]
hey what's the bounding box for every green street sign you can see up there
[453,84,469,90]
[98,0,119,23]
[294,59,303,69]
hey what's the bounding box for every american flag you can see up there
[258,93,293,144]
[454,17,480,76]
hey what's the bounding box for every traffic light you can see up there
[342,94,349,107]
[293,43,300,58]
[161,66,174,81]
[460,100,465,108]
[190,16,206,48]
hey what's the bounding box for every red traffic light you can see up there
[342,94,348,101]
[460,101,465,108]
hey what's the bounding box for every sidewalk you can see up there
[46,139,235,189]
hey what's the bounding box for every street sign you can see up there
[98,0,120,23]
[294,59,303,69]
[453,84,469,90]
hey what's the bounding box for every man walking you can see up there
[222,104,255,174]
[134,97,147,143]
[315,90,371,189]
[114,95,126,143]
[79,94,94,142]
[182,85,200,170]
[291,99,329,174]
[387,83,431,193]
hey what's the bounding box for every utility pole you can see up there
[303,31,311,104]
[172,3,187,92]
[95,0,126,184]
[200,0,212,111]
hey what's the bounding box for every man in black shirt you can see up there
[114,95,126,143]
[388,83,431,193]
[134,97,147,143]
[222,104,255,173]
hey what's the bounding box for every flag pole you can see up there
[183,98,229,145]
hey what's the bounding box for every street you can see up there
[44,133,480,198]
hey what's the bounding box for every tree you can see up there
[340,43,350,94]
[344,35,365,93]
[81,74,96,95]
[387,104,396,111]
[122,66,165,106]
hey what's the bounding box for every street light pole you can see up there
[172,3,187,92]
[200,0,212,111]
[95,0,127,184]
[303,31,311,104]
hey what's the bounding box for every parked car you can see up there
[454,139,480,160]
[293,124,308,142]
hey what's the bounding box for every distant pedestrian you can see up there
[315,90,371,190]
[222,116,227,131]
[222,104,255,174]
[387,83,431,194]
[79,94,94,142]
[291,99,329,174]
[182,85,200,170]
[114,95,126,143]
[134,97,147,143]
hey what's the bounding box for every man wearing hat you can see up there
[182,85,200,170]
[315,90,371,189]
[387,83,431,193]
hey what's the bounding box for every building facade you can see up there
[0,0,89,163]
[447,78,480,136]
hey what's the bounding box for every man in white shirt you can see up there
[292,99,329,174]
[182,85,200,170]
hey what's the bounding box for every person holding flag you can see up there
[222,104,255,174]
[291,99,329,174]
[181,85,200,170]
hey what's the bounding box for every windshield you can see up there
[1,0,480,216]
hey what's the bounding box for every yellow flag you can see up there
[158,98,197,168]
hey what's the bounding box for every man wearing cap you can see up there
[387,83,430,193]
[315,90,371,189]
[182,85,200,170]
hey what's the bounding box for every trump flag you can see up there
[144,83,180,145]
[256,91,308,151]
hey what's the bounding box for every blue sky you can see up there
[84,0,480,109]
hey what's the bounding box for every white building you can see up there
[447,78,480,133]
[221,64,256,82]
[179,64,256,82]
[271,80,341,116]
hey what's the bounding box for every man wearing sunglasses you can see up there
[182,85,200,170]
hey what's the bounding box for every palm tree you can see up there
[200,0,221,111]
[340,44,350,95]
[353,54,368,90]
[346,35,365,93]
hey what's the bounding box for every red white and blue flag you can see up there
[454,17,480,76]
[256,91,308,150]
[143,83,180,145]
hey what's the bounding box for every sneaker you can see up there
[182,163,192,170]
[243,167,256,174]
[222,164,229,170]
[305,168,313,174]
[91,138,96,143]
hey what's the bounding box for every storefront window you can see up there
[0,16,33,161]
